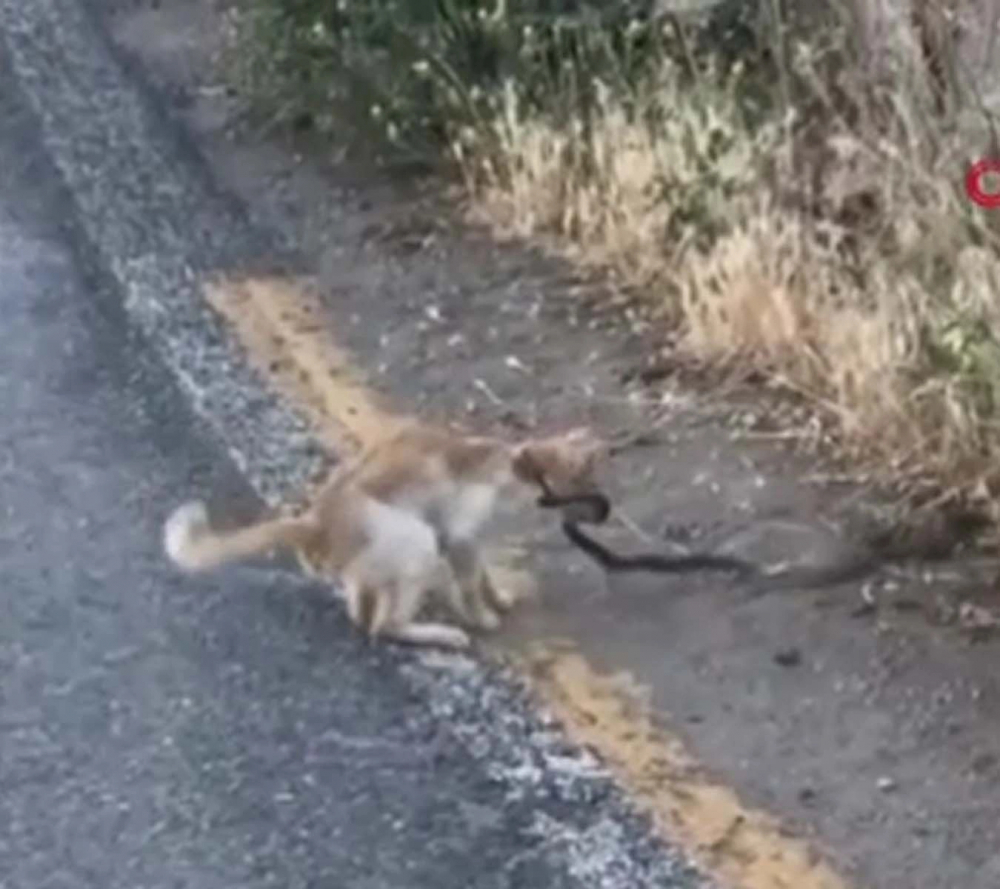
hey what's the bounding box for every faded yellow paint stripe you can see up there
[204,275,407,455]
[520,647,851,889]
[205,272,855,889]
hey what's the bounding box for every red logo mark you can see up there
[966,158,1000,208]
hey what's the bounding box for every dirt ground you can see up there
[100,1,1000,886]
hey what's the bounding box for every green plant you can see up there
[226,0,687,162]
[227,0,1000,517]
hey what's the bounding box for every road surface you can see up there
[0,36,697,889]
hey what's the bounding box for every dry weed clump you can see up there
[676,115,1000,506]
[460,12,1000,516]
[465,63,778,307]
[228,0,1000,517]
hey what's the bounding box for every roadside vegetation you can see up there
[225,0,1000,527]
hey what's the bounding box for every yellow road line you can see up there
[205,272,856,889]
[522,647,850,889]
[204,275,406,454]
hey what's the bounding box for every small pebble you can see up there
[774,647,802,668]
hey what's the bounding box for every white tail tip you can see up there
[163,500,210,570]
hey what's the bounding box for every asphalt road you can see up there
[0,20,700,889]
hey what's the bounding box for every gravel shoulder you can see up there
[20,1,1000,887]
[0,3,708,887]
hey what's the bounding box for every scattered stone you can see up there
[774,647,802,668]
[970,751,996,776]
[890,598,923,613]
[958,601,1000,634]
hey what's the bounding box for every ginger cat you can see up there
[164,422,605,649]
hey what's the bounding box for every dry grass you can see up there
[228,0,1000,525]
[465,63,779,301]
[460,4,1000,522]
